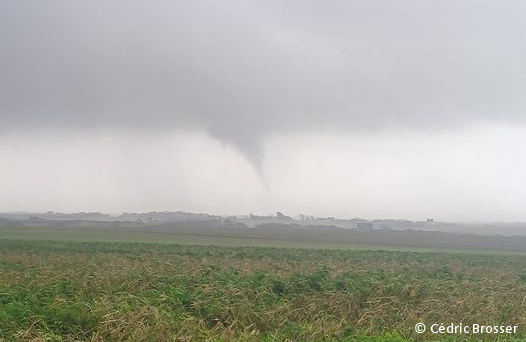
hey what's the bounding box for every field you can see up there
[3,224,526,254]
[1,239,526,342]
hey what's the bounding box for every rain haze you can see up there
[2,0,526,221]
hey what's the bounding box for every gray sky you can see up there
[2,0,526,220]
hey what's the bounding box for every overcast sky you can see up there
[2,0,526,221]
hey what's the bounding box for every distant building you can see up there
[276,212,292,220]
[426,219,434,226]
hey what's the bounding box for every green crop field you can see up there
[1,239,526,342]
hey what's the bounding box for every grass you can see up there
[1,239,526,341]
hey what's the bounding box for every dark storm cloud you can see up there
[2,0,526,166]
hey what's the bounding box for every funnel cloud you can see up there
[2,0,526,220]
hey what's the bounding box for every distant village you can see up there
[1,210,526,236]
[0,210,439,230]
[11,208,526,236]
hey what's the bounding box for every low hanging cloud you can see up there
[2,0,526,170]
